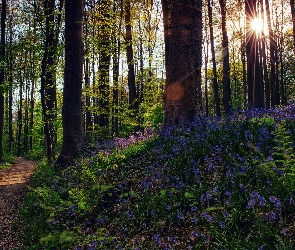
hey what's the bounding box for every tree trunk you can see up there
[161,0,170,69]
[245,0,256,109]
[254,34,264,108]
[17,78,23,157]
[84,18,92,142]
[125,0,139,131]
[56,0,85,167]
[112,1,122,137]
[98,0,110,131]
[208,0,221,116]
[0,0,6,162]
[163,0,202,126]
[40,0,64,161]
[265,0,276,107]
[290,0,295,55]
[219,0,231,113]
[261,35,270,108]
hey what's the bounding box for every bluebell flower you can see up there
[269,196,282,209]
[164,243,172,250]
[177,212,185,220]
[213,186,219,193]
[259,196,266,206]
[269,211,277,221]
[191,216,198,225]
[168,236,176,243]
[219,221,226,228]
[166,205,172,210]
[126,210,134,220]
[151,234,162,245]
[191,231,198,238]
[201,212,214,222]
[191,206,197,212]
[263,213,268,221]
[280,228,287,236]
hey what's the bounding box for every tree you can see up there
[0,0,6,162]
[39,0,64,161]
[245,0,256,108]
[56,0,85,166]
[265,0,278,107]
[98,0,111,130]
[219,0,232,113]
[162,0,202,127]
[207,0,221,116]
[125,0,139,131]
[291,0,295,55]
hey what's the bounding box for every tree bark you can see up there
[0,0,6,162]
[40,0,64,161]
[245,0,256,109]
[265,0,277,107]
[219,0,231,113]
[125,0,139,131]
[163,0,202,126]
[56,0,85,167]
[98,0,110,130]
[290,0,295,55]
[261,35,270,108]
[207,0,221,116]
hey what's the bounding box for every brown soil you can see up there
[0,157,36,250]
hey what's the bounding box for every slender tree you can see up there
[56,0,85,167]
[162,0,202,126]
[245,0,256,108]
[98,0,111,130]
[219,0,231,113]
[265,0,277,107]
[0,0,6,162]
[290,0,295,55]
[40,0,64,161]
[125,0,139,131]
[207,0,221,116]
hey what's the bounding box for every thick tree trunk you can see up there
[163,0,202,126]
[219,0,231,113]
[0,0,6,162]
[56,0,85,167]
[208,0,221,116]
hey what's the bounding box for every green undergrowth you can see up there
[16,112,295,250]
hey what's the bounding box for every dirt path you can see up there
[0,157,36,250]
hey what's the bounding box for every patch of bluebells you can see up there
[20,104,295,249]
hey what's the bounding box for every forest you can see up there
[0,0,294,249]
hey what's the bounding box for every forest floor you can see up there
[0,157,36,250]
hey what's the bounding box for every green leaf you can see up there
[160,190,166,196]
[185,192,194,199]
[100,184,114,192]
[205,206,223,211]
[59,231,78,244]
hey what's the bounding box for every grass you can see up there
[15,106,295,249]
